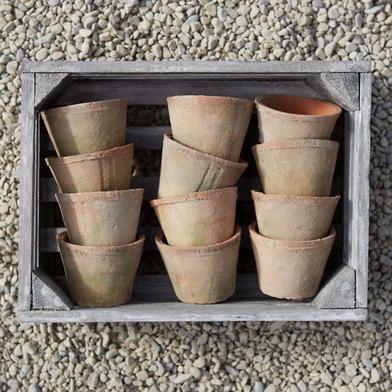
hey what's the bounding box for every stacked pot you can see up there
[250,95,342,300]
[41,99,144,308]
[151,95,253,304]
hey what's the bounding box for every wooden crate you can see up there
[19,61,371,323]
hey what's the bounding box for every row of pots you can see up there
[41,99,144,307]
[250,94,341,300]
[150,95,254,304]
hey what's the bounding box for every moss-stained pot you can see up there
[58,232,144,307]
[150,187,237,247]
[255,95,341,142]
[251,191,340,241]
[46,143,133,193]
[155,226,241,304]
[41,99,128,157]
[167,95,253,161]
[56,189,143,247]
[249,222,335,300]
[252,139,338,197]
[158,134,248,198]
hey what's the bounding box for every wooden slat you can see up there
[22,60,371,74]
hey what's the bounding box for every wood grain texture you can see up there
[22,60,371,74]
[19,73,35,312]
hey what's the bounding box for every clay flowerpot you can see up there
[58,232,145,307]
[255,95,341,142]
[249,223,335,300]
[41,99,128,157]
[46,143,134,193]
[150,187,237,247]
[252,139,338,197]
[56,189,144,247]
[251,191,340,241]
[167,95,253,161]
[158,134,248,198]
[155,226,241,304]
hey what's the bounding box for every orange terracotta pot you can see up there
[150,187,237,247]
[58,232,145,307]
[255,95,341,142]
[251,191,340,241]
[46,143,133,193]
[167,95,253,161]
[158,134,247,198]
[56,189,144,246]
[249,223,336,300]
[155,226,241,304]
[41,99,128,156]
[252,139,338,197]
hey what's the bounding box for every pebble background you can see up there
[0,0,391,390]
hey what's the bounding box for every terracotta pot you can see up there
[255,95,341,142]
[41,99,128,157]
[158,134,248,198]
[58,232,145,307]
[46,143,134,193]
[56,189,144,247]
[150,187,237,247]
[249,223,335,300]
[167,95,253,161]
[252,139,338,197]
[155,226,241,304]
[251,191,340,241]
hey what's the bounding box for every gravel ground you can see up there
[1,0,391,390]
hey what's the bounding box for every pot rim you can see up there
[155,225,241,254]
[164,134,248,169]
[41,99,128,117]
[45,143,134,166]
[251,139,338,153]
[167,95,253,107]
[150,186,237,208]
[251,190,340,204]
[56,188,144,203]
[249,222,336,249]
[58,231,145,254]
[255,95,342,120]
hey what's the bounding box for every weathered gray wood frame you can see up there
[19,61,371,323]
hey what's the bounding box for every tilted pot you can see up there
[252,139,338,197]
[158,134,247,198]
[167,95,253,161]
[255,95,341,142]
[249,222,336,300]
[155,226,241,304]
[46,143,134,193]
[150,187,237,247]
[41,99,128,156]
[56,189,144,247]
[58,232,145,307]
[251,191,340,241]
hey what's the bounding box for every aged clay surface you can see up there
[249,223,336,300]
[255,95,341,142]
[251,191,340,241]
[41,99,128,157]
[58,232,145,307]
[158,135,247,198]
[167,95,253,161]
[155,226,241,304]
[150,187,237,247]
[46,143,134,193]
[56,189,143,247]
[252,139,338,196]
